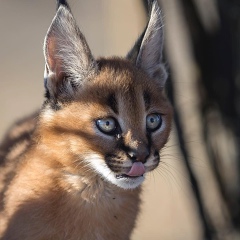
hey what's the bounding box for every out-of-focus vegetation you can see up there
[142,0,240,239]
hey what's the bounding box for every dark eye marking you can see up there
[107,94,118,114]
[143,91,151,111]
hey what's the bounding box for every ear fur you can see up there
[127,0,167,86]
[44,4,98,100]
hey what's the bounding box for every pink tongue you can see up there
[127,162,145,177]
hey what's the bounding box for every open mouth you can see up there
[116,174,144,179]
[115,162,146,179]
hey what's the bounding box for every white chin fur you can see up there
[84,153,145,189]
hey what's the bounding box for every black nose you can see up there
[127,148,150,163]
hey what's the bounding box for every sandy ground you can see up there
[0,1,203,239]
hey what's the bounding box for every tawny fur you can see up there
[0,1,172,239]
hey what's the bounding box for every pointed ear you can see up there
[127,0,167,86]
[44,5,98,100]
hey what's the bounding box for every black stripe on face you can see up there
[107,94,118,114]
[143,91,151,111]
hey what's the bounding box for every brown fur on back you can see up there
[0,112,38,211]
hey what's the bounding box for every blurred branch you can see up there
[167,75,215,240]
[142,0,240,238]
[179,0,240,232]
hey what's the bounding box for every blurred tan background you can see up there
[1,1,237,239]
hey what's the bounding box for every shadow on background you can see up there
[157,0,240,239]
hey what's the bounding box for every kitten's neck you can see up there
[61,170,142,202]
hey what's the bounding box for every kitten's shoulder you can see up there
[0,112,39,205]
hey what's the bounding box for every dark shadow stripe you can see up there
[143,91,151,111]
[107,94,118,114]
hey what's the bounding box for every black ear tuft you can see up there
[56,0,70,10]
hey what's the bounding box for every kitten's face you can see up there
[41,59,172,189]
[42,1,171,189]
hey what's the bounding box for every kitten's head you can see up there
[40,0,172,189]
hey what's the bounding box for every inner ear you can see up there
[46,36,65,81]
[126,0,167,86]
[43,5,98,100]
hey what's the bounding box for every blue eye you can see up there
[146,114,162,131]
[96,118,117,134]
